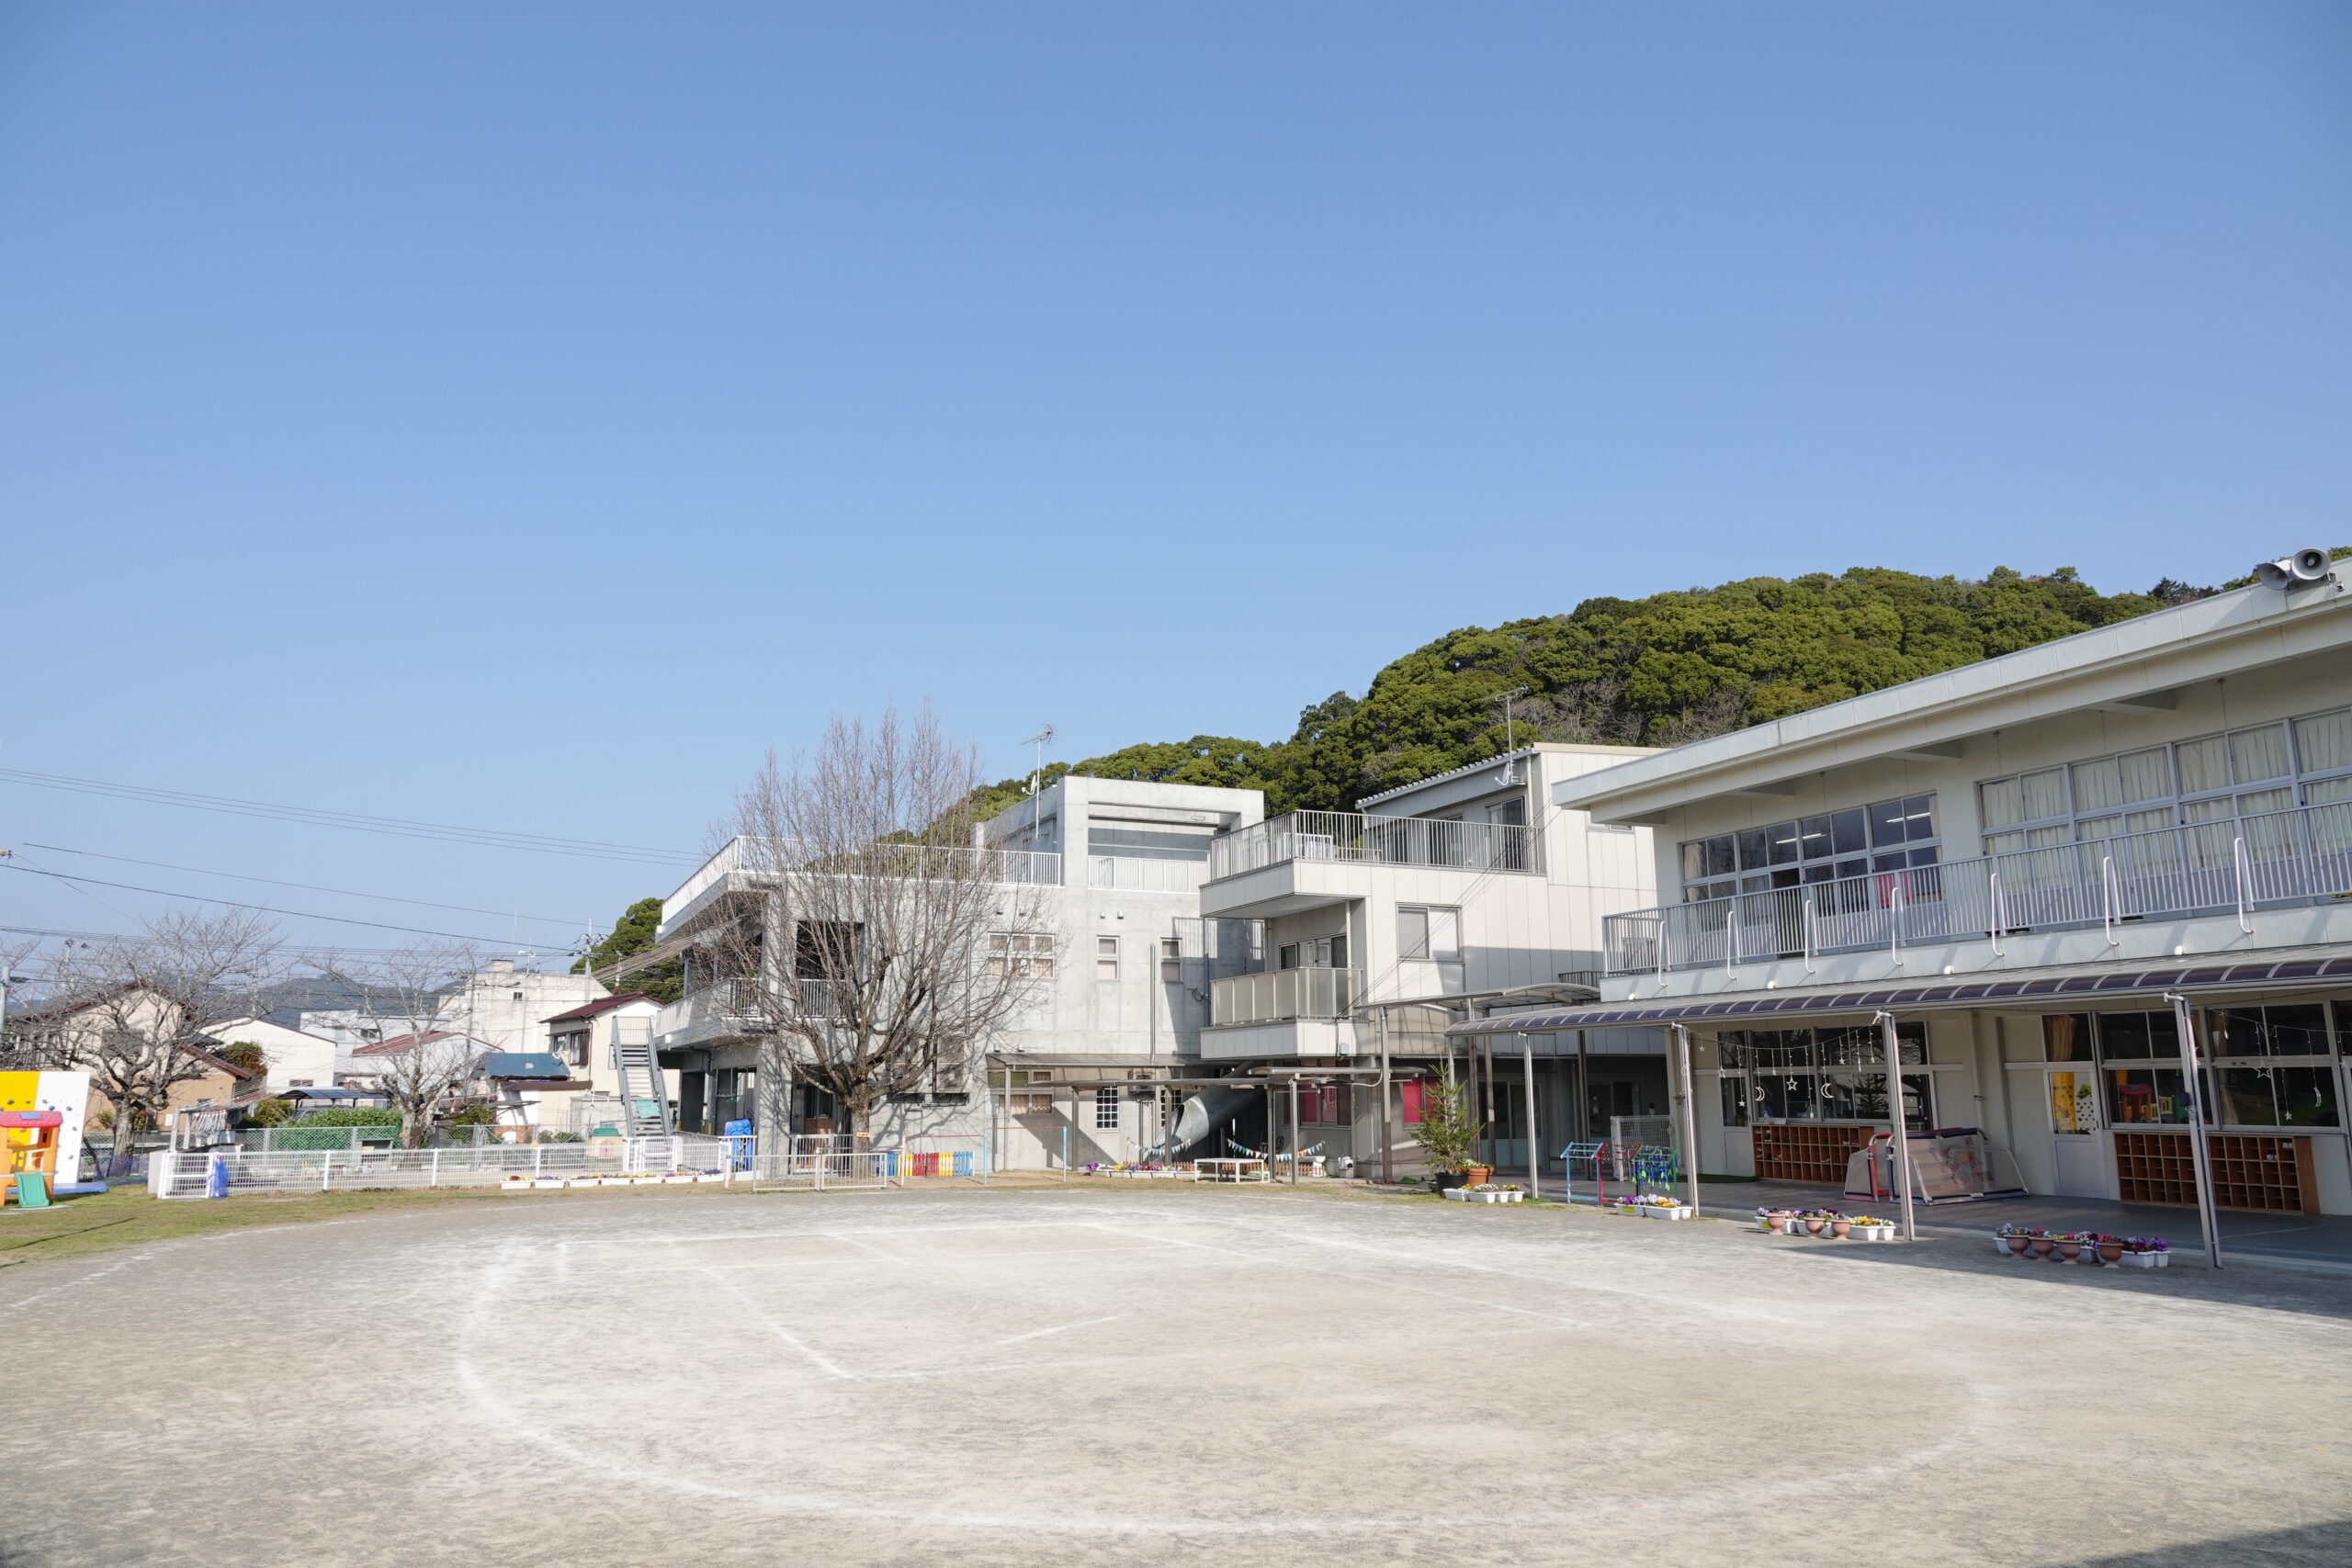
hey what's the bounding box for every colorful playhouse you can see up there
[0,1071,92,1205]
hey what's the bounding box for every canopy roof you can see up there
[1447,949,2352,1036]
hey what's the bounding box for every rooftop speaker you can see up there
[2254,547,2334,592]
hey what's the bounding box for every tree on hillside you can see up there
[980,561,2219,818]
[572,897,684,1002]
[696,705,1057,1139]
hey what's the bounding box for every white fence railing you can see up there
[1207,810,1539,882]
[1087,855,1208,893]
[1603,799,2352,976]
[148,1133,1003,1198]
[1212,966,1360,1026]
[667,835,1063,915]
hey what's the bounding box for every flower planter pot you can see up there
[1778,1217,1804,1235]
[1803,1217,1827,1236]
[2118,1250,2170,1269]
[1432,1171,1468,1192]
[2098,1243,2124,1265]
[1853,1225,1894,1242]
[1463,1166,1495,1188]
[2056,1241,2083,1264]
[1639,1202,1693,1220]
[531,1177,565,1190]
[500,1179,531,1193]
[2005,1235,2031,1256]
[2030,1238,2056,1259]
[1830,1220,1852,1239]
[1444,1187,1524,1203]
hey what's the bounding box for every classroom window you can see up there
[1095,937,1119,981]
[1396,906,1461,963]
[986,932,1055,978]
[1678,795,1935,902]
[1094,1087,1120,1129]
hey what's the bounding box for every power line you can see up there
[0,860,569,948]
[0,767,699,867]
[20,842,592,929]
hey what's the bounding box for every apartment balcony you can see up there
[652,978,845,1049]
[1199,810,1539,919]
[1603,799,2352,978]
[663,835,1064,931]
[1211,966,1359,1026]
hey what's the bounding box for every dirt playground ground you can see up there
[4,1181,2348,1566]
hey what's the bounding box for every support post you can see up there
[1521,1041,1539,1201]
[1062,1124,1069,1183]
[2166,992,2225,1269]
[429,1148,439,1189]
[1378,1019,1393,1185]
[1288,1077,1300,1185]
[1875,1011,1917,1240]
[1577,1030,1590,1143]
[1669,1024,1701,1216]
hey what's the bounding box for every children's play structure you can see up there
[1,1070,90,1207]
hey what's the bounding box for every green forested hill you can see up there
[977,563,2223,818]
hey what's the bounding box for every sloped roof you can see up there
[351,1030,491,1056]
[544,993,654,1023]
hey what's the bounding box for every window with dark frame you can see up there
[1679,795,1937,904]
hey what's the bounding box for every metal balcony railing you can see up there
[667,836,1063,915]
[1602,798,2352,976]
[1206,810,1539,883]
[1211,967,1360,1026]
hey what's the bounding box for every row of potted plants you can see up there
[1756,1207,1896,1241]
[1614,1191,1694,1219]
[1994,1225,2171,1267]
[1443,1182,1526,1204]
[500,1171,727,1191]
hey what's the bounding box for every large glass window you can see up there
[1679,795,1937,903]
[2044,1005,2342,1130]
[1981,709,2352,857]
[1715,1024,1930,1127]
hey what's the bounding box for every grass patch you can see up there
[0,1180,756,1270]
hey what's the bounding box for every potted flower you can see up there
[1849,1214,1894,1241]
[1636,1191,1692,1219]
[1801,1208,1838,1236]
[2055,1235,2084,1264]
[1829,1216,1853,1239]
[2094,1235,2124,1266]
[2119,1236,2171,1269]
[1756,1206,1795,1234]
[2029,1232,2057,1260]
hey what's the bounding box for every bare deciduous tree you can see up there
[696,705,1056,1139]
[314,942,485,1148]
[40,910,286,1156]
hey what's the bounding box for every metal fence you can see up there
[1207,810,1540,882]
[1604,799,2352,975]
[151,1134,749,1200]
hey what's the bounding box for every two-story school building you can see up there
[1467,555,2352,1217]
[645,754,1668,1171]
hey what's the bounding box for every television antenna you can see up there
[1487,687,1530,786]
[1023,724,1057,797]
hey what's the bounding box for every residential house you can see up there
[198,1017,340,1093]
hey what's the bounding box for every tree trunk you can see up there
[401,1109,429,1150]
[110,1101,139,1160]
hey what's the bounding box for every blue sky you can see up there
[1,2,2346,957]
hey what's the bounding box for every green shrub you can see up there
[244,1097,295,1127]
[289,1107,401,1127]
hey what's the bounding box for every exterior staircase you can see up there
[612,1032,673,1140]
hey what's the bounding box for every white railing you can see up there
[1211,967,1360,1025]
[1603,798,2352,976]
[149,1134,747,1199]
[667,836,1063,916]
[1087,855,1209,893]
[1207,811,1540,882]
